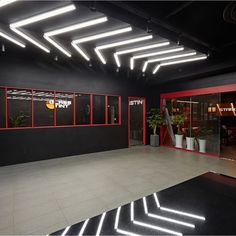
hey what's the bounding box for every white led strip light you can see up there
[95,35,153,64]
[44,17,108,57]
[96,212,106,236]
[0,0,17,7]
[113,41,169,67]
[10,4,76,53]
[130,46,184,70]
[71,26,132,61]
[152,55,208,74]
[0,31,25,47]
[142,51,197,72]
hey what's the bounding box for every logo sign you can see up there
[46,99,72,109]
[129,100,143,106]
[217,103,236,116]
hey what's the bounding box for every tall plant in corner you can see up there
[146,108,164,147]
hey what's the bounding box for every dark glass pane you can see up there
[0,88,6,128]
[33,90,54,127]
[7,89,32,128]
[75,94,90,125]
[108,96,119,124]
[56,93,74,126]
[93,95,105,124]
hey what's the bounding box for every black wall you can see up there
[0,51,148,166]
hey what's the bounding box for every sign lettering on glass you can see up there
[129,100,143,106]
[46,99,72,109]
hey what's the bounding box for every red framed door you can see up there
[128,97,146,146]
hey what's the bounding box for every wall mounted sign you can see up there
[216,103,236,116]
[129,100,143,106]
[46,99,72,109]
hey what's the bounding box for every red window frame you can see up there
[0,86,122,130]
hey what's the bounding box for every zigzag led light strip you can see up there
[10,4,76,53]
[71,26,132,61]
[44,16,108,57]
[0,0,17,7]
[152,55,208,74]
[113,41,169,67]
[142,50,197,72]
[130,46,184,70]
[0,31,25,47]
[95,35,153,64]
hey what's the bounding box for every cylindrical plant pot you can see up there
[186,137,195,151]
[175,134,183,148]
[198,139,207,153]
[150,134,159,147]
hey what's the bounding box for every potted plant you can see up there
[197,127,213,153]
[185,126,195,151]
[172,114,186,148]
[8,112,27,128]
[146,108,164,147]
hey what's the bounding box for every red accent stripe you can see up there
[105,96,108,124]
[5,87,8,128]
[31,89,34,127]
[73,93,76,126]
[90,94,93,126]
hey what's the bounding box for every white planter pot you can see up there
[198,139,207,153]
[175,134,183,148]
[186,137,195,151]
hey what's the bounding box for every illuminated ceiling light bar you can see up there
[44,35,71,57]
[130,46,184,70]
[114,41,169,67]
[11,28,50,53]
[44,17,108,37]
[160,207,206,221]
[96,35,152,50]
[96,212,106,236]
[152,64,161,74]
[161,55,207,66]
[153,193,160,208]
[114,207,121,230]
[10,4,76,28]
[116,229,140,236]
[0,0,17,7]
[72,27,132,44]
[78,218,90,236]
[0,31,25,48]
[61,226,70,236]
[142,61,148,72]
[96,35,152,64]
[94,48,106,64]
[71,42,90,61]
[143,51,197,72]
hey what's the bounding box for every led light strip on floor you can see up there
[152,54,208,74]
[0,31,25,47]
[113,41,169,67]
[95,35,153,64]
[130,46,184,70]
[10,4,76,53]
[71,26,132,61]
[44,16,108,57]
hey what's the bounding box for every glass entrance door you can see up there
[128,97,146,146]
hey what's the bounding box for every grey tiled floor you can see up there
[0,146,236,235]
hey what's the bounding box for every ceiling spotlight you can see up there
[116,67,119,72]
[54,55,58,61]
[1,44,5,52]
[142,72,145,77]
[0,0,17,8]
[88,62,92,67]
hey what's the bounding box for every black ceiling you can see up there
[0,1,236,86]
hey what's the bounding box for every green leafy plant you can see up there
[197,127,213,139]
[8,112,26,128]
[146,108,164,135]
[172,114,186,135]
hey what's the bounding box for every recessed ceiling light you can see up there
[0,31,25,48]
[10,4,76,53]
[71,26,132,61]
[114,41,169,67]
[130,46,184,70]
[95,35,153,64]
[0,0,17,8]
[143,51,197,72]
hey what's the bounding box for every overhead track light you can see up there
[10,4,76,53]
[152,54,207,74]
[130,46,184,70]
[0,31,25,48]
[0,0,17,7]
[142,51,197,72]
[44,16,107,57]
[71,26,132,61]
[114,41,169,67]
[95,35,153,64]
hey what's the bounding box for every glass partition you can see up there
[93,95,105,124]
[0,88,6,128]
[75,94,90,125]
[108,96,119,124]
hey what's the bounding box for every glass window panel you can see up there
[0,88,6,128]
[75,94,90,125]
[33,90,54,127]
[56,92,74,126]
[108,96,119,124]
[7,89,32,128]
[93,95,105,124]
